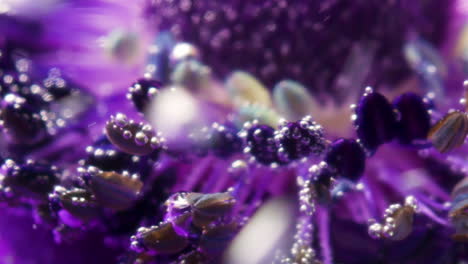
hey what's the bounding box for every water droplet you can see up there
[123,130,132,139]
[114,113,128,127]
[134,131,148,146]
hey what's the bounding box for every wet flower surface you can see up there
[1,0,468,264]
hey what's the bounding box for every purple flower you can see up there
[1,0,468,264]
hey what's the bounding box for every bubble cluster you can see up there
[275,116,327,162]
[368,196,419,241]
[0,159,60,203]
[105,113,163,156]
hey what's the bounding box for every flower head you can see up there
[1,1,468,264]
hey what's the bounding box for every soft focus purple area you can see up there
[0,209,118,264]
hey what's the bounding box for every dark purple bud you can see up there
[276,116,326,161]
[105,113,162,156]
[127,78,161,113]
[130,222,189,255]
[355,91,397,152]
[325,139,366,181]
[244,123,280,165]
[393,92,431,145]
[209,122,242,158]
[428,111,468,153]
[89,171,143,211]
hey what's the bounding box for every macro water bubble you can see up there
[325,138,366,182]
[122,130,132,139]
[134,131,149,146]
[114,113,128,127]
